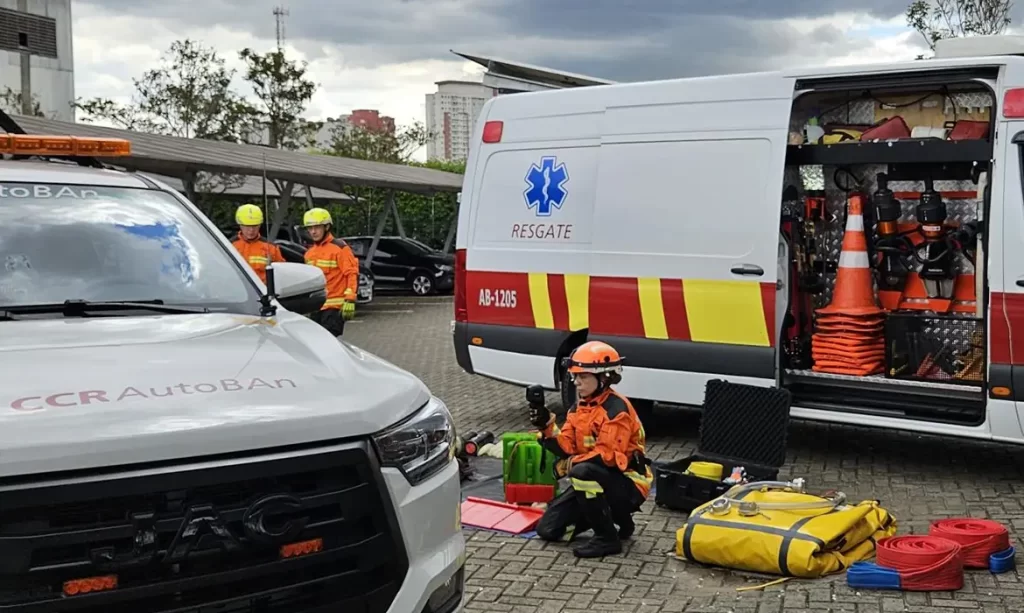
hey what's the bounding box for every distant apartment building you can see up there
[0,0,75,121]
[348,109,394,134]
[312,110,395,149]
[240,110,395,150]
[425,80,495,161]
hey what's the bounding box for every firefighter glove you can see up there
[529,402,551,429]
[342,301,356,320]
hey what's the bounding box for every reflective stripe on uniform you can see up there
[324,297,346,306]
[248,256,269,265]
[582,435,596,449]
[570,477,604,499]
[625,468,653,490]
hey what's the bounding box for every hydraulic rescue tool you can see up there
[871,173,912,292]
[915,177,956,299]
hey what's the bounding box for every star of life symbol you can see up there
[523,156,569,217]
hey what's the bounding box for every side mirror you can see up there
[270,262,327,314]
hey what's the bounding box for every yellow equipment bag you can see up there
[675,487,897,578]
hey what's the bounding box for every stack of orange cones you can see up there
[811,194,886,376]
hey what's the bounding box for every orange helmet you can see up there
[566,341,623,374]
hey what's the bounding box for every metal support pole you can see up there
[442,191,459,254]
[443,213,457,254]
[305,185,314,208]
[17,0,31,116]
[387,190,406,239]
[182,171,197,203]
[269,180,294,240]
[365,203,391,268]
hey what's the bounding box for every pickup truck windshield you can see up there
[0,183,258,312]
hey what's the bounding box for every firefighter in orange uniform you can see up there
[302,207,359,336]
[530,341,653,558]
[232,204,284,285]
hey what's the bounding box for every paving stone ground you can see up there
[346,294,1024,613]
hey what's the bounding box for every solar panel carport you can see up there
[5,113,464,260]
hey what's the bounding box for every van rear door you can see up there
[587,74,796,405]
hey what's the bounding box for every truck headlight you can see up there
[372,396,456,485]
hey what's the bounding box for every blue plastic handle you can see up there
[847,562,902,590]
[990,546,1016,574]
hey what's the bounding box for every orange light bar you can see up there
[280,538,323,559]
[0,134,131,157]
[63,575,118,596]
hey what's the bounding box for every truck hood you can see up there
[0,312,431,478]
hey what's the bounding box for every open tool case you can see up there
[654,379,792,513]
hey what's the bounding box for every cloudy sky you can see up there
[70,0,1015,158]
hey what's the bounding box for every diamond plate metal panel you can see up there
[945,92,993,114]
[796,168,981,309]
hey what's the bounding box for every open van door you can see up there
[991,116,1024,441]
[587,74,796,406]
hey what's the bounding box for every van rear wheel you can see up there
[632,399,655,426]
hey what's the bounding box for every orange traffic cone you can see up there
[817,194,882,318]
[812,193,885,376]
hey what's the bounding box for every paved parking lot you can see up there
[346,295,1024,613]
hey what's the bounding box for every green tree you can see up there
[238,47,319,149]
[907,0,1013,51]
[76,39,254,141]
[315,123,461,248]
[325,121,433,163]
[74,39,257,203]
[0,87,44,117]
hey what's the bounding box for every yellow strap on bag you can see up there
[675,488,897,578]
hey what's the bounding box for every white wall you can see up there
[0,0,74,121]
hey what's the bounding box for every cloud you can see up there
[73,0,933,161]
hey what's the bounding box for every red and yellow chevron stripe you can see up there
[466,271,776,347]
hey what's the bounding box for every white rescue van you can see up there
[453,35,1024,445]
[0,134,464,613]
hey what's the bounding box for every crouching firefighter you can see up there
[530,341,654,558]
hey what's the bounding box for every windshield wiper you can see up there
[0,299,210,317]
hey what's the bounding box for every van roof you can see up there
[488,53,1016,106]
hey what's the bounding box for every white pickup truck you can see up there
[0,135,464,613]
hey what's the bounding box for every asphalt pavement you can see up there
[345,295,1024,613]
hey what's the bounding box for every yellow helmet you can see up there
[235,203,264,227]
[303,207,332,227]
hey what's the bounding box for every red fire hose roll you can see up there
[929,519,1011,569]
[875,535,964,591]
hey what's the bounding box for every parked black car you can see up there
[342,236,454,296]
[274,239,375,304]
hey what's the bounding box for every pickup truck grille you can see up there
[0,443,408,613]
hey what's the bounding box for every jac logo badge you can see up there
[88,494,309,571]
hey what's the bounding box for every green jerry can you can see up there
[502,432,560,504]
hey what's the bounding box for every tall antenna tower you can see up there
[273,5,289,51]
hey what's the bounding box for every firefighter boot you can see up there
[572,497,622,558]
[615,513,635,540]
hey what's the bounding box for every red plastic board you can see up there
[504,483,556,504]
[460,497,544,534]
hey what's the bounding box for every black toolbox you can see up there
[654,379,792,513]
